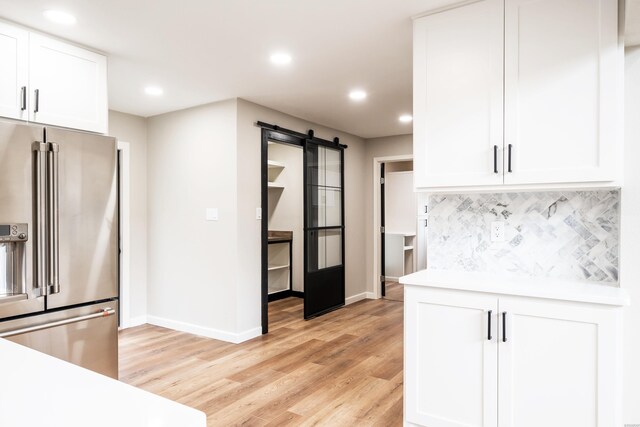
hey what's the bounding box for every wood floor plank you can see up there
[119,296,403,426]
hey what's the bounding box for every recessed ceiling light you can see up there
[144,86,164,96]
[399,114,413,123]
[270,52,292,66]
[349,90,367,101]
[43,10,77,25]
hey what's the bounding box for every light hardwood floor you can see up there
[119,297,404,426]
[384,281,404,302]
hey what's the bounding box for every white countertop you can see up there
[400,269,630,306]
[0,339,206,427]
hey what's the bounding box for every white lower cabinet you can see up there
[405,286,623,427]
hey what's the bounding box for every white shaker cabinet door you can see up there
[413,0,504,189]
[498,297,622,427]
[29,33,107,133]
[503,0,619,185]
[0,22,28,120]
[405,286,498,427]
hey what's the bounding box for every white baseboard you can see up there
[346,292,376,305]
[125,315,148,328]
[146,315,262,344]
[385,276,400,282]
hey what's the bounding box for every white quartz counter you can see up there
[400,269,630,306]
[0,338,206,427]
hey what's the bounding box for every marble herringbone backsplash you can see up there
[427,190,620,285]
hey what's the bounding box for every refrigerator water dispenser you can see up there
[0,224,28,303]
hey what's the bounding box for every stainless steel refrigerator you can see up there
[0,121,118,378]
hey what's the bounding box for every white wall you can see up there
[622,45,640,423]
[146,99,249,341]
[108,110,148,322]
[267,143,304,292]
[236,98,368,316]
[385,171,416,234]
[142,97,368,341]
[363,134,413,296]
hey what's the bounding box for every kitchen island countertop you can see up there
[0,338,206,427]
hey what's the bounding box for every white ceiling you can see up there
[4,1,639,139]
[0,0,459,138]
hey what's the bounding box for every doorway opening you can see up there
[260,123,347,334]
[373,155,426,303]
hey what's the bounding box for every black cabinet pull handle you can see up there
[487,310,492,341]
[20,86,26,111]
[507,144,513,173]
[502,311,507,342]
[34,89,39,113]
[493,145,498,174]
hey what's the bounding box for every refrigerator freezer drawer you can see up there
[0,300,118,378]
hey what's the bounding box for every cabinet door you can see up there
[504,0,619,185]
[498,297,622,427]
[413,0,504,189]
[0,22,28,120]
[29,34,107,133]
[405,286,498,427]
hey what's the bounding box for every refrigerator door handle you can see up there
[47,142,60,294]
[32,141,49,297]
[0,308,115,338]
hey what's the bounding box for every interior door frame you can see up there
[259,122,346,334]
[371,155,413,300]
[380,162,386,297]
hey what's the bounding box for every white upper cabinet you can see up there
[504,0,619,185]
[29,34,107,134]
[0,22,28,120]
[413,0,504,188]
[413,0,621,190]
[0,20,107,134]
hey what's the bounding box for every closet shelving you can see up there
[267,158,285,190]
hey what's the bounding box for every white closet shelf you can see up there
[267,160,285,169]
[404,246,414,251]
[267,182,285,189]
[268,264,290,271]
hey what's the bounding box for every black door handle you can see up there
[487,310,492,341]
[34,89,39,113]
[20,86,26,111]
[493,145,498,174]
[502,311,507,342]
[507,144,513,173]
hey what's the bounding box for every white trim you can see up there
[372,155,414,300]
[146,316,262,344]
[117,141,133,328]
[127,315,148,328]
[345,292,376,305]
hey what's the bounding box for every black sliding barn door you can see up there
[303,140,345,319]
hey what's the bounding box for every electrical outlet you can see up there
[491,221,505,242]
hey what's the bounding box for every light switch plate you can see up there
[206,208,219,221]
